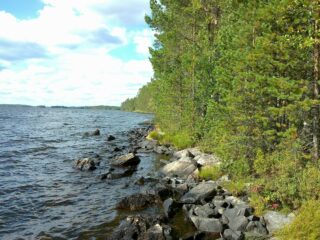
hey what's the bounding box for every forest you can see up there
[121,0,320,237]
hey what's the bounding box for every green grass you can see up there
[199,165,222,181]
[275,200,320,240]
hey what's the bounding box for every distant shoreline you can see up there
[0,104,121,110]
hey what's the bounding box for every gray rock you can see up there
[74,158,96,171]
[106,135,116,141]
[116,193,159,211]
[194,153,221,167]
[225,196,247,206]
[224,206,253,219]
[223,229,244,240]
[109,215,169,240]
[139,139,158,150]
[263,211,295,234]
[163,198,181,218]
[245,221,268,236]
[161,157,197,178]
[228,216,248,232]
[173,149,195,159]
[110,153,140,167]
[100,167,136,180]
[189,216,223,233]
[180,181,217,204]
[194,203,216,218]
[92,129,100,136]
[140,224,166,240]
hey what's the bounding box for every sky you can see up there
[0,0,154,106]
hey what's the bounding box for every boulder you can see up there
[116,193,159,211]
[189,216,223,233]
[74,158,96,171]
[110,153,140,167]
[173,149,195,159]
[163,198,181,218]
[223,229,244,240]
[228,216,248,232]
[107,135,116,141]
[180,181,217,204]
[140,224,168,240]
[245,221,268,236]
[100,167,136,180]
[223,206,253,219]
[193,203,216,218]
[110,214,170,240]
[161,157,197,178]
[139,140,158,150]
[263,211,295,234]
[194,153,220,167]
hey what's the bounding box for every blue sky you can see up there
[0,0,153,106]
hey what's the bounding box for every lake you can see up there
[0,106,160,239]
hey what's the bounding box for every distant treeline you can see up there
[0,104,120,110]
[51,105,120,110]
[121,0,320,220]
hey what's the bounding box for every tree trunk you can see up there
[312,12,319,162]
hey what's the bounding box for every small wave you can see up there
[44,199,74,207]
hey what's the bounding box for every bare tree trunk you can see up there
[312,11,319,162]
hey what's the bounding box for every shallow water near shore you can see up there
[0,105,163,239]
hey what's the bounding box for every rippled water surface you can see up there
[0,106,156,240]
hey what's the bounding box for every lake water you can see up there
[0,106,158,239]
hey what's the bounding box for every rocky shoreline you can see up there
[74,124,294,240]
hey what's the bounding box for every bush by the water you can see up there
[275,200,320,240]
[199,165,222,181]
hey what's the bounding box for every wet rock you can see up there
[228,216,248,232]
[161,157,197,179]
[92,129,100,136]
[106,135,116,141]
[139,139,158,150]
[155,184,173,201]
[263,211,295,234]
[100,167,136,180]
[74,158,96,171]
[116,193,160,211]
[113,147,121,152]
[140,224,168,240]
[180,181,217,204]
[155,145,172,155]
[110,153,140,167]
[109,215,170,240]
[163,198,181,218]
[223,229,244,240]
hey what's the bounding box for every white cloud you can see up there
[0,0,153,106]
[133,29,154,55]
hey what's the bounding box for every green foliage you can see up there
[147,130,164,141]
[275,200,320,240]
[248,193,268,216]
[199,165,222,181]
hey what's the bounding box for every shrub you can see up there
[275,200,320,240]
